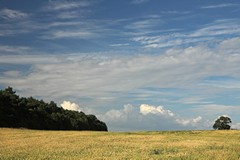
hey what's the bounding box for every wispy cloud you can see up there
[41,30,95,39]
[40,19,118,39]
[201,76,240,89]
[1,37,240,103]
[0,8,28,20]
[0,45,31,54]
[192,104,240,116]
[190,20,240,37]
[131,19,240,48]
[177,97,211,105]
[161,11,191,15]
[40,0,95,21]
[131,0,149,4]
[1,37,240,130]
[201,3,239,9]
[0,54,58,64]
[126,18,162,30]
[110,43,130,47]
[44,1,91,11]
[56,11,80,19]
[0,13,45,37]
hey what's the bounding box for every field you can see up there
[0,128,240,160]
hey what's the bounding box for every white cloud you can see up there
[110,43,129,47]
[1,37,240,103]
[0,45,31,54]
[177,97,211,105]
[201,3,239,9]
[176,116,202,126]
[42,30,95,39]
[132,20,240,48]
[3,71,21,77]
[45,1,91,11]
[61,100,81,111]
[132,34,214,49]
[190,20,240,37]
[99,104,209,131]
[193,105,240,115]
[47,21,82,28]
[56,11,79,19]
[232,123,240,130]
[140,104,174,117]
[101,104,136,123]
[0,55,58,64]
[218,37,240,52]
[0,9,28,20]
[126,19,162,30]
[131,0,149,4]
[40,20,107,39]
[0,38,240,130]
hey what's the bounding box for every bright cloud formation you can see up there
[1,37,240,101]
[99,104,210,131]
[1,0,240,131]
[140,104,174,117]
[61,100,81,111]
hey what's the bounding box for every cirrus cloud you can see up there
[0,8,28,20]
[0,37,240,131]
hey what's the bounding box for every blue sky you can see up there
[1,0,240,131]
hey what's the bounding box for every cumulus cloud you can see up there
[1,37,240,105]
[99,104,209,131]
[61,100,81,111]
[101,104,136,123]
[176,116,202,126]
[140,104,174,117]
[1,37,240,130]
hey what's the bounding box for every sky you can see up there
[1,0,240,131]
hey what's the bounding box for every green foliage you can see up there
[213,116,231,130]
[0,87,108,131]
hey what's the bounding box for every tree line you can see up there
[0,87,108,131]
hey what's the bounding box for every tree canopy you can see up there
[0,87,108,131]
[213,116,231,130]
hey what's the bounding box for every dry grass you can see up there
[0,128,240,159]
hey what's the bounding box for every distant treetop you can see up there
[0,87,108,131]
[213,115,231,130]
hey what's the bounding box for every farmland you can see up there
[0,128,240,160]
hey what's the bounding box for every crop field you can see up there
[0,128,240,160]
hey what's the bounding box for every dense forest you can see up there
[0,87,108,131]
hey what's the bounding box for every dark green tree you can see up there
[0,87,108,131]
[213,116,231,130]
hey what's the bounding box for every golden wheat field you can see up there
[0,128,240,160]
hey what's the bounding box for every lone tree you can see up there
[213,116,231,130]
